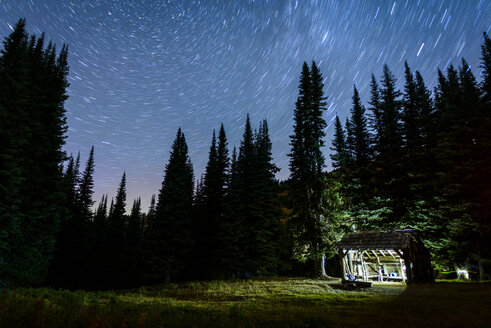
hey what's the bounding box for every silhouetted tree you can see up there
[144,128,194,283]
[288,61,328,276]
[0,19,69,286]
[106,173,128,288]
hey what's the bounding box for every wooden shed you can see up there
[335,230,434,284]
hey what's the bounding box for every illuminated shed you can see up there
[335,230,434,284]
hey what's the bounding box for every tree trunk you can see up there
[313,243,327,278]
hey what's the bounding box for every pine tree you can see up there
[330,115,348,169]
[430,63,479,266]
[476,33,491,260]
[402,62,420,149]
[195,130,219,278]
[127,197,142,286]
[225,116,282,276]
[379,65,402,157]
[232,115,256,275]
[217,123,230,191]
[197,123,231,278]
[377,65,404,227]
[347,86,375,228]
[87,194,108,288]
[368,74,383,153]
[0,19,69,286]
[78,146,95,220]
[415,71,435,148]
[146,194,156,229]
[94,194,108,226]
[310,62,328,174]
[406,70,439,232]
[480,33,491,104]
[251,119,282,274]
[47,154,83,288]
[289,62,311,182]
[144,128,194,283]
[108,197,114,219]
[288,61,329,276]
[349,86,371,165]
[344,118,355,167]
[221,146,242,277]
[106,173,128,288]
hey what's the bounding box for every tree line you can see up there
[330,36,491,269]
[1,19,489,288]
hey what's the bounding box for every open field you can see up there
[1,278,490,327]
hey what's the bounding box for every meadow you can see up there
[1,278,490,327]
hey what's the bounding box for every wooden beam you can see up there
[373,250,382,282]
[363,250,374,260]
[348,251,354,278]
[338,250,348,281]
[386,250,397,259]
[400,258,406,283]
[360,253,368,281]
[394,249,404,258]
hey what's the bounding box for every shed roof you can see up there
[336,230,416,250]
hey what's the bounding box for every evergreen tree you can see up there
[344,118,355,167]
[0,19,69,286]
[88,194,108,288]
[288,61,329,276]
[146,194,156,229]
[415,71,435,147]
[108,197,115,219]
[197,124,231,278]
[94,194,108,226]
[289,62,311,182]
[144,128,194,283]
[430,62,480,266]
[127,197,142,286]
[476,33,491,259]
[106,173,128,288]
[481,33,491,104]
[231,115,256,275]
[226,116,282,276]
[78,146,95,220]
[402,62,420,149]
[407,70,439,231]
[221,146,242,277]
[194,130,219,278]
[377,65,404,226]
[349,86,371,165]
[330,115,348,169]
[379,65,402,157]
[347,87,375,227]
[251,120,282,274]
[368,74,383,153]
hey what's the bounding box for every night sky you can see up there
[1,0,490,210]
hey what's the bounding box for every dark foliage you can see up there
[143,128,194,283]
[331,36,491,269]
[0,19,69,286]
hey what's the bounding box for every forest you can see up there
[1,18,490,290]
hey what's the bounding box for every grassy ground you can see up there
[0,277,490,327]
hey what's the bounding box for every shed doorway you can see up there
[342,249,407,282]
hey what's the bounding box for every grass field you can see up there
[1,277,490,327]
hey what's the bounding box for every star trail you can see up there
[1,0,490,209]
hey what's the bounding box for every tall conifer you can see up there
[145,128,194,283]
[288,61,329,276]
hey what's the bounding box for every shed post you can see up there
[339,250,347,280]
[360,252,368,281]
[403,249,413,284]
[348,251,354,277]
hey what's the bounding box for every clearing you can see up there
[0,277,489,327]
